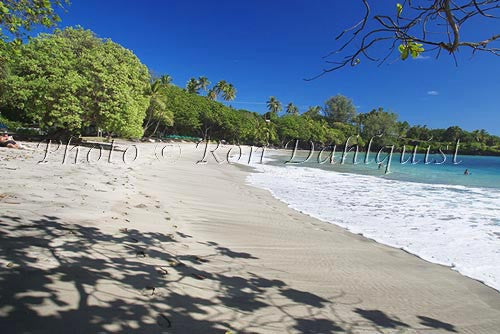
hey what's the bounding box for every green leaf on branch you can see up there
[398,41,424,60]
[396,3,403,17]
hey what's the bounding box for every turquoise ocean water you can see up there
[267,151,500,190]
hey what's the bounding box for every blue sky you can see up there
[48,0,499,134]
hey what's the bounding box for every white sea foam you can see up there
[246,163,500,291]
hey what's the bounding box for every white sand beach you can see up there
[1,142,499,333]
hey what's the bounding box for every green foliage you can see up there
[276,114,345,145]
[266,96,282,115]
[186,78,201,94]
[188,78,236,101]
[402,125,500,156]
[0,23,497,154]
[443,126,463,141]
[330,121,357,137]
[303,106,322,120]
[357,108,400,147]
[197,76,210,92]
[161,85,279,145]
[324,94,356,124]
[163,85,240,140]
[158,74,172,85]
[143,79,175,137]
[0,27,150,138]
[0,0,68,41]
[215,81,236,101]
[221,83,236,101]
[0,114,22,130]
[163,85,202,135]
[285,102,299,115]
[398,41,425,60]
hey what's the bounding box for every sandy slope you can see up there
[0,142,499,334]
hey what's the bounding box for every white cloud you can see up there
[427,90,439,96]
[415,55,430,60]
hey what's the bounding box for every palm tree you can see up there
[186,78,200,94]
[266,96,282,114]
[144,79,174,136]
[214,80,227,95]
[159,74,172,85]
[286,102,299,115]
[209,80,236,101]
[207,88,217,100]
[144,80,164,129]
[472,129,488,143]
[221,83,236,101]
[197,76,210,92]
[304,105,321,119]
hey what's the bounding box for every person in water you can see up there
[464,169,470,175]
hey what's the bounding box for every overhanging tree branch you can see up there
[307,0,500,80]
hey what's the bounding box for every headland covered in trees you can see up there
[1,26,499,156]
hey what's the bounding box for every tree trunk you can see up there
[151,120,161,137]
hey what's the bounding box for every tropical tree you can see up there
[398,120,410,138]
[276,115,305,145]
[443,126,464,142]
[186,78,200,94]
[0,0,68,41]
[472,129,489,144]
[303,106,322,119]
[159,74,172,85]
[197,76,210,92]
[0,27,150,138]
[143,79,174,137]
[163,85,201,136]
[135,83,500,154]
[207,80,236,101]
[357,108,399,147]
[213,80,227,96]
[406,125,432,141]
[266,96,282,115]
[285,102,299,115]
[207,88,217,100]
[0,0,68,81]
[324,94,356,124]
[221,83,236,101]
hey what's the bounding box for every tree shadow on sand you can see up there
[0,214,460,333]
[354,308,409,329]
[418,316,457,332]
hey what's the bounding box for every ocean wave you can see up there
[246,163,500,291]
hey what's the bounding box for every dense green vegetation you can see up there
[0,0,67,40]
[0,0,68,81]
[0,26,499,155]
[1,27,150,137]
